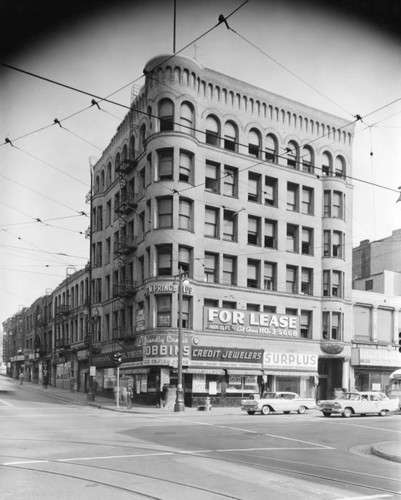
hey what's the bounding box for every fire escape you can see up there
[112,108,139,341]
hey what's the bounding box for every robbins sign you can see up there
[204,307,299,338]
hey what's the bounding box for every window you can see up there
[325,190,344,219]
[264,219,277,248]
[106,200,111,226]
[263,261,276,291]
[365,279,373,291]
[178,296,191,328]
[223,210,236,241]
[157,197,173,228]
[204,299,219,308]
[300,311,312,338]
[265,134,277,163]
[247,259,259,288]
[302,146,313,173]
[332,191,344,219]
[322,151,332,176]
[286,141,299,168]
[335,156,345,178]
[157,245,172,276]
[332,231,344,258]
[205,206,219,238]
[323,271,330,296]
[248,172,261,202]
[248,129,261,157]
[248,216,260,245]
[301,187,313,215]
[179,198,192,231]
[157,295,171,327]
[223,166,237,197]
[322,311,343,340]
[179,150,193,183]
[157,149,173,180]
[159,99,174,131]
[105,237,111,264]
[204,253,218,283]
[286,266,297,294]
[301,227,313,255]
[138,212,145,242]
[224,121,237,151]
[263,305,276,313]
[205,161,219,193]
[301,267,313,295]
[180,102,194,135]
[178,246,191,275]
[287,183,299,211]
[286,224,298,252]
[264,176,278,207]
[205,115,220,146]
[323,230,330,256]
[223,255,236,285]
[332,271,342,296]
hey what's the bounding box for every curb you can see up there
[371,442,401,463]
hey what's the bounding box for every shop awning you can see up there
[390,369,401,380]
[184,368,225,375]
[120,367,149,374]
[264,371,318,378]
[227,369,264,376]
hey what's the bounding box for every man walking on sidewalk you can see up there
[19,372,25,385]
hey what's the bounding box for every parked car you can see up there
[318,391,399,418]
[241,391,317,415]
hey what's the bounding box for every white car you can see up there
[318,391,399,418]
[241,391,317,415]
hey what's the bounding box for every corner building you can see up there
[91,54,354,406]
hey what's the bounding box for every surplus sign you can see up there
[204,307,299,338]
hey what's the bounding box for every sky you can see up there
[1,0,401,323]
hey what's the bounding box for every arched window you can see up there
[158,99,174,131]
[106,162,112,187]
[100,170,105,190]
[122,144,128,161]
[95,175,100,193]
[180,102,195,135]
[140,124,146,152]
[265,134,278,163]
[115,153,120,175]
[302,146,314,173]
[335,155,346,178]
[248,128,261,157]
[322,151,332,176]
[205,115,220,146]
[286,141,299,168]
[223,121,237,151]
[129,135,136,160]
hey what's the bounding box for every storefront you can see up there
[351,345,401,395]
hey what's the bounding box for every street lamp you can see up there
[174,267,187,412]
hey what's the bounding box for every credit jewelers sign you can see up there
[203,307,299,338]
[191,346,263,368]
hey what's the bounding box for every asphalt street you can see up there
[1,377,400,500]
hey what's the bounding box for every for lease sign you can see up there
[204,307,299,338]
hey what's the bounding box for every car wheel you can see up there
[283,411,290,414]
[379,409,388,417]
[261,405,270,415]
[297,405,306,414]
[342,407,352,418]
[323,411,331,417]
[247,411,255,415]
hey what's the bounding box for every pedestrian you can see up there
[19,372,25,385]
[43,374,48,389]
[127,384,133,409]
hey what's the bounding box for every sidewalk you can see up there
[2,376,400,462]
[1,376,230,415]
